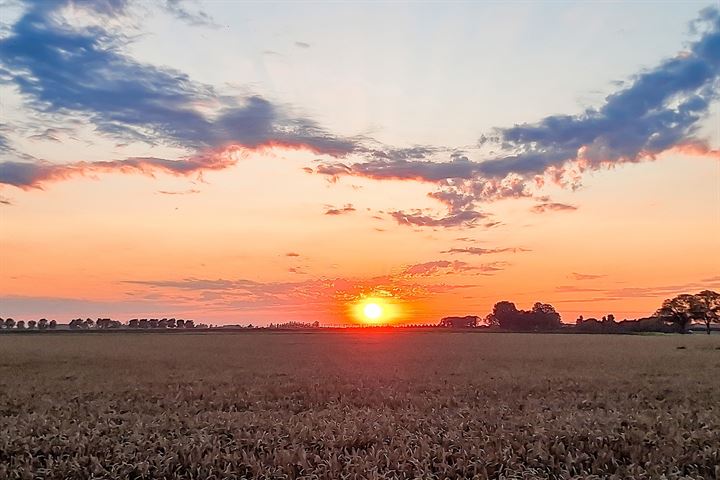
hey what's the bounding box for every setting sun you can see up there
[363,303,383,320]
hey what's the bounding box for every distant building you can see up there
[438,315,479,328]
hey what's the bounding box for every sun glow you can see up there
[363,302,383,320]
[351,296,403,324]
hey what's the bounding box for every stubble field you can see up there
[1,331,719,479]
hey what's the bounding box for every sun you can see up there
[363,302,383,321]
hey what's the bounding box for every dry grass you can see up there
[1,331,719,479]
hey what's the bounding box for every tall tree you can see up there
[656,294,698,333]
[694,290,720,335]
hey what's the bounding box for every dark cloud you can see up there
[531,202,578,214]
[0,150,238,189]
[294,41,311,49]
[0,195,12,205]
[308,8,720,223]
[324,204,356,215]
[0,0,357,188]
[285,252,301,257]
[481,7,720,177]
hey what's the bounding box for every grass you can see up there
[1,331,719,479]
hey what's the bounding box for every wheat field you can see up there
[1,331,719,479]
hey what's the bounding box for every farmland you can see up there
[1,332,719,479]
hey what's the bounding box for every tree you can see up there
[129,319,139,328]
[176,319,185,329]
[49,320,57,329]
[38,318,48,330]
[184,320,194,329]
[486,301,520,329]
[16,320,25,329]
[575,315,584,326]
[694,290,720,335]
[27,320,37,330]
[656,294,696,333]
[85,318,94,329]
[4,318,15,329]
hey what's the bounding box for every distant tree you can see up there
[38,318,48,330]
[486,301,519,329]
[575,315,584,326]
[529,303,562,330]
[5,318,15,329]
[129,319,139,328]
[139,319,149,329]
[49,320,57,329]
[167,318,176,328]
[694,290,720,335]
[149,319,159,329]
[85,318,94,329]
[27,320,37,330]
[16,320,25,329]
[185,320,194,329]
[158,318,168,329]
[607,314,615,323]
[656,294,696,333]
[313,321,320,328]
[176,319,185,329]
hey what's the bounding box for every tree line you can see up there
[0,317,208,330]
[440,290,719,334]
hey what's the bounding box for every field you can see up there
[1,332,719,479]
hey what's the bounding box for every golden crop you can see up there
[0,332,718,479]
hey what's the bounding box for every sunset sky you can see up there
[1,0,719,325]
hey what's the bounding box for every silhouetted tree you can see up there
[176,319,185,329]
[85,318,94,329]
[129,319,139,328]
[167,318,176,328]
[139,319,149,329]
[159,318,168,329]
[49,320,57,329]
[27,320,37,330]
[694,290,720,334]
[4,318,15,329]
[485,301,561,331]
[656,294,697,333]
[575,315,584,326]
[185,320,194,329]
[149,319,159,329]
[16,320,25,329]
[38,318,48,330]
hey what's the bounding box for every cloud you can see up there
[285,252,301,257]
[309,8,720,221]
[157,188,200,195]
[442,247,529,256]
[390,209,487,228]
[402,260,477,277]
[530,202,578,214]
[0,148,240,189]
[570,272,606,281]
[0,0,357,189]
[324,204,356,215]
[0,195,11,205]
[163,0,218,27]
[295,41,311,48]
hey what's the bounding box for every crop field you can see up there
[1,331,719,479]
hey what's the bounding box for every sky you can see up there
[1,0,719,326]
